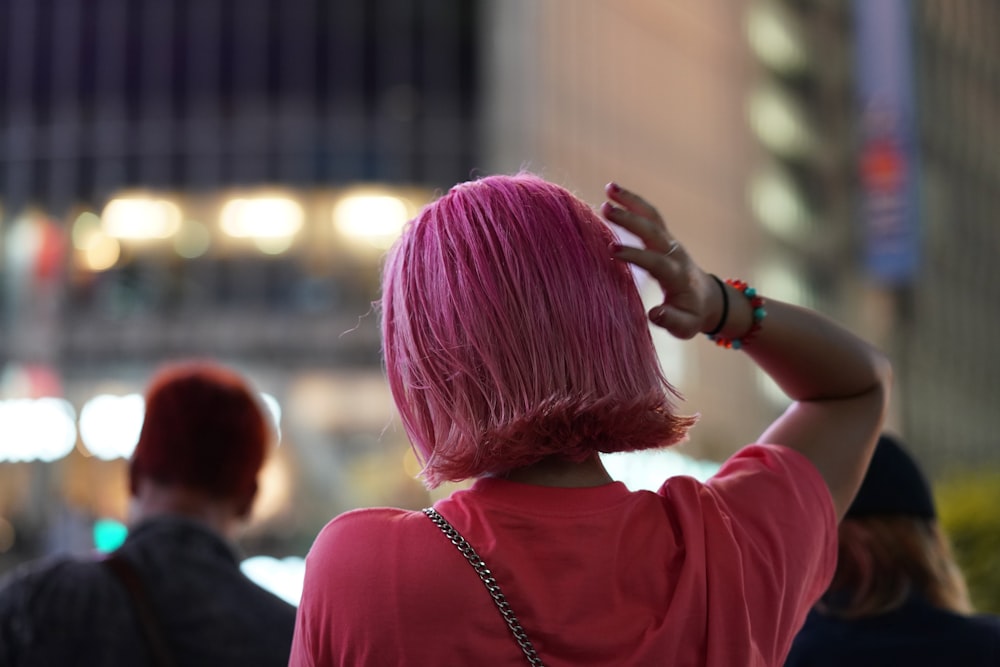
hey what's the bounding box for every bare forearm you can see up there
[708,283,892,516]
[713,289,891,402]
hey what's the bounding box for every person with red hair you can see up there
[0,361,296,667]
[290,174,892,666]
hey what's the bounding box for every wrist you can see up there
[703,274,728,336]
[706,278,767,349]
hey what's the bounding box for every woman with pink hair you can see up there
[290,174,891,666]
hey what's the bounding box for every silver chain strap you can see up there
[422,507,546,667]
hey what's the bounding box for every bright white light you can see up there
[5,216,41,274]
[747,3,809,74]
[748,85,814,158]
[241,555,305,606]
[749,166,808,238]
[33,399,79,462]
[260,393,282,444]
[333,193,413,249]
[79,394,145,460]
[220,197,304,239]
[101,198,183,239]
[0,398,77,463]
[602,449,721,491]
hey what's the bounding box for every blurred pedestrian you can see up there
[289,174,892,666]
[0,361,296,667]
[785,433,1000,666]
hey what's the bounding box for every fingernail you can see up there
[609,242,623,254]
[606,182,619,193]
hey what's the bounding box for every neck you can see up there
[500,453,614,488]
[129,479,245,539]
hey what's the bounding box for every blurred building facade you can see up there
[1,0,478,364]
[0,0,481,570]
[485,0,999,473]
[751,0,1000,474]
[0,0,998,576]
[902,0,1000,472]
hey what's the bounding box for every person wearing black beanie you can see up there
[844,433,937,520]
[785,434,1000,667]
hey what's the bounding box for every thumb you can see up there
[649,304,701,340]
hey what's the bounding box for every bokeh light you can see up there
[173,219,213,259]
[748,164,810,239]
[220,196,304,255]
[748,84,816,158]
[260,393,282,444]
[78,394,145,460]
[332,191,414,249]
[92,518,129,553]
[101,197,183,240]
[602,450,721,490]
[240,555,305,606]
[73,212,122,271]
[746,2,810,75]
[0,398,77,463]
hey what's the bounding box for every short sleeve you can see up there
[703,444,837,664]
[287,606,314,667]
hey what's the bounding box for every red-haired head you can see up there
[381,173,696,488]
[129,362,271,503]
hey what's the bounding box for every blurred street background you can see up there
[1,0,998,610]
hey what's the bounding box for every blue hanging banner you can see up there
[852,0,921,285]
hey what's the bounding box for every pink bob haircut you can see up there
[130,361,271,501]
[381,173,696,487]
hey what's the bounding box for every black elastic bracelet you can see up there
[704,274,729,336]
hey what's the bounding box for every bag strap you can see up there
[101,552,179,667]
[422,507,546,667]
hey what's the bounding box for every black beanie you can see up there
[846,433,936,519]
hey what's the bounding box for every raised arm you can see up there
[602,182,891,519]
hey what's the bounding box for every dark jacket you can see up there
[0,516,297,667]
[785,593,1000,667]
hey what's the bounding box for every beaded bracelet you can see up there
[707,278,767,349]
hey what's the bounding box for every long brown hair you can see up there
[818,515,972,619]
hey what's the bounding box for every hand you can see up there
[601,182,717,340]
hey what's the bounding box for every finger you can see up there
[648,304,702,340]
[601,202,676,254]
[612,244,702,339]
[609,244,685,285]
[605,182,661,222]
[601,201,659,239]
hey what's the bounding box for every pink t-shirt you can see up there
[289,444,836,666]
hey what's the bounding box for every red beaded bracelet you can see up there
[707,278,767,349]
